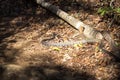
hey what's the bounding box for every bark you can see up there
[36,0,103,40]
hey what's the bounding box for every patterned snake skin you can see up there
[41,33,100,47]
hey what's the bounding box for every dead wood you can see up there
[36,0,103,40]
[36,0,120,59]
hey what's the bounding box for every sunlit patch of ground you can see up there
[0,0,120,80]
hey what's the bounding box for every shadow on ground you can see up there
[0,0,120,80]
[0,55,96,80]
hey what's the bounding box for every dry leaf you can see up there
[51,47,60,51]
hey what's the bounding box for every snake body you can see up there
[41,33,100,47]
[41,31,120,60]
[41,31,112,47]
[42,39,99,47]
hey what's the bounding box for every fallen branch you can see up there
[36,0,103,40]
[36,0,120,60]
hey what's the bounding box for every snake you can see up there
[41,31,120,61]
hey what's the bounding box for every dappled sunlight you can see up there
[0,0,120,80]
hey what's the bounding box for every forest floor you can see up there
[0,0,120,80]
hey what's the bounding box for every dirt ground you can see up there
[0,0,120,80]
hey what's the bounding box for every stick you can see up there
[36,0,103,40]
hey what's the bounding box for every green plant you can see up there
[97,5,120,26]
[97,7,120,16]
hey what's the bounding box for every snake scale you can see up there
[41,32,100,47]
[41,31,115,48]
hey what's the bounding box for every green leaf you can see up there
[115,8,120,13]
[101,10,106,16]
[97,8,104,13]
[97,8,107,16]
[97,7,114,16]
